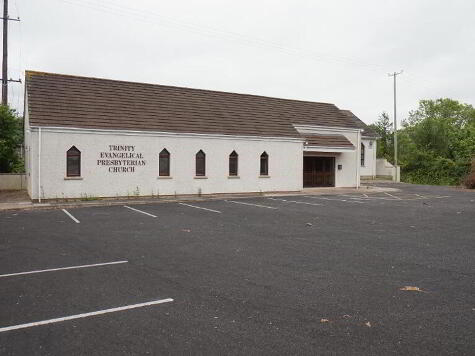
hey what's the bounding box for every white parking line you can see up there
[341,194,407,201]
[339,194,387,200]
[179,203,222,213]
[268,198,323,206]
[226,200,278,209]
[0,298,174,333]
[306,196,364,204]
[339,196,370,200]
[0,260,128,278]
[340,193,450,201]
[423,195,450,199]
[384,192,402,200]
[123,205,157,218]
[62,209,80,223]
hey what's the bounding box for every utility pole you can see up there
[388,70,403,181]
[1,0,21,106]
[2,0,7,105]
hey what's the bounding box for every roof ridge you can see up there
[25,70,340,107]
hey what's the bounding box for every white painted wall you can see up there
[360,138,377,178]
[376,158,400,181]
[27,128,304,200]
[335,148,358,187]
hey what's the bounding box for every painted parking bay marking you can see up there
[179,203,222,213]
[338,194,393,201]
[339,193,451,201]
[414,194,450,199]
[0,260,128,278]
[226,200,278,209]
[124,205,157,218]
[305,196,364,204]
[62,209,80,223]
[0,298,173,333]
[339,194,400,201]
[384,192,402,200]
[267,198,323,206]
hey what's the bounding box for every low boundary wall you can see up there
[0,174,27,190]
[376,159,400,182]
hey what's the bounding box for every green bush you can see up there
[401,155,470,186]
[0,105,23,173]
[391,98,475,186]
[462,160,475,189]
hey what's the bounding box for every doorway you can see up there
[303,156,335,187]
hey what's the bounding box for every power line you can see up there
[57,0,388,72]
[56,0,447,99]
[16,0,448,122]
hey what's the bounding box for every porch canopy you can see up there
[303,134,355,153]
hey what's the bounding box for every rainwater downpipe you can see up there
[38,127,41,203]
[356,129,361,189]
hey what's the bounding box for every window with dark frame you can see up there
[229,151,238,176]
[159,148,170,176]
[66,146,81,177]
[361,143,365,167]
[260,152,268,175]
[196,150,206,176]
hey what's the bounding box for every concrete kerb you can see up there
[0,185,400,212]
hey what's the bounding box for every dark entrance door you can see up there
[303,156,335,187]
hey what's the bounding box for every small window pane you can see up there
[196,150,206,176]
[260,152,268,175]
[229,151,238,176]
[66,146,81,177]
[159,149,170,176]
[361,143,365,167]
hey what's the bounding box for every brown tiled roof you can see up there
[26,71,362,138]
[340,110,379,138]
[303,134,355,148]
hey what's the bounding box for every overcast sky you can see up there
[7,0,475,125]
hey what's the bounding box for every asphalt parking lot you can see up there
[0,183,474,355]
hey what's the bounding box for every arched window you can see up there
[196,150,206,176]
[159,149,170,176]
[229,151,238,176]
[66,146,81,177]
[260,152,268,176]
[361,143,365,167]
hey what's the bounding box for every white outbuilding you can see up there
[24,71,378,201]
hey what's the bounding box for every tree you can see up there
[369,112,393,162]
[398,98,475,185]
[0,105,24,173]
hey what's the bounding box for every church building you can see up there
[23,71,377,201]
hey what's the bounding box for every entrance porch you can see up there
[303,156,335,187]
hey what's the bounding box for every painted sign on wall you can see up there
[97,145,146,172]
